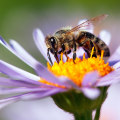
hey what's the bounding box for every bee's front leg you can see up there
[54,51,59,63]
[73,43,77,61]
[47,48,53,65]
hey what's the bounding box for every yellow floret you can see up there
[40,48,113,87]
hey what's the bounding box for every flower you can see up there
[0,18,120,118]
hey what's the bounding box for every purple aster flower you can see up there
[0,17,120,119]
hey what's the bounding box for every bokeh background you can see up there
[0,0,120,120]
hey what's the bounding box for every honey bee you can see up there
[45,14,110,65]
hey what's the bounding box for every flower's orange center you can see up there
[40,48,114,87]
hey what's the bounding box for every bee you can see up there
[45,14,110,65]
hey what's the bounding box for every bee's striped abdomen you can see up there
[76,31,110,57]
[93,37,110,57]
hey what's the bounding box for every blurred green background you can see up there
[0,0,120,120]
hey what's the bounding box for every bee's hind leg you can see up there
[84,48,97,58]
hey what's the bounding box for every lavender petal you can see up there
[96,68,120,86]
[108,46,120,65]
[0,97,19,109]
[0,88,65,109]
[0,87,50,95]
[0,60,52,86]
[0,77,40,87]
[0,60,40,80]
[82,71,99,87]
[98,30,111,46]
[58,76,79,89]
[35,63,73,87]
[113,61,120,69]
[33,29,56,64]
[20,88,66,100]
[32,28,47,60]
[9,40,41,68]
[0,37,40,68]
[109,60,120,66]
[81,87,100,99]
[76,48,86,58]
[0,52,75,87]
[0,77,56,88]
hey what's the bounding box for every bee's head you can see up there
[45,35,58,53]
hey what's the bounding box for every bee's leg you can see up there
[62,44,65,52]
[54,51,59,63]
[62,43,68,61]
[92,42,99,57]
[84,49,91,57]
[65,50,71,61]
[67,50,71,54]
[58,50,63,61]
[84,47,97,58]
[65,52,69,61]
[57,44,65,61]
[90,41,97,57]
[84,41,94,57]
[83,40,97,57]
[47,48,53,65]
[58,44,65,54]
[58,50,62,54]
[73,43,77,61]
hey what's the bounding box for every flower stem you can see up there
[74,111,92,120]
[94,87,108,120]
[94,107,101,120]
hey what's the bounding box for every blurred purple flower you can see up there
[0,19,120,109]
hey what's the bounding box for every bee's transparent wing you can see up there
[33,29,56,63]
[67,14,108,33]
[78,19,94,33]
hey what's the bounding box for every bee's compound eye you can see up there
[50,37,56,47]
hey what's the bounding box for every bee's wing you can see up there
[78,19,94,33]
[67,14,108,34]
